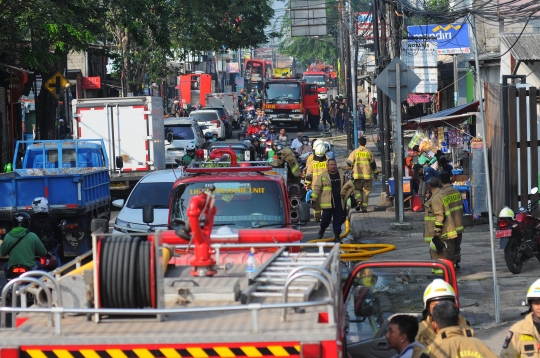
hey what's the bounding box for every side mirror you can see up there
[299,202,311,223]
[142,204,154,224]
[532,187,538,195]
[112,199,125,208]
[115,156,124,169]
[353,286,374,317]
[167,132,174,143]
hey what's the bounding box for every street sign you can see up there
[81,76,101,90]
[411,68,438,93]
[374,57,421,104]
[45,71,70,100]
[401,40,438,67]
[407,23,470,54]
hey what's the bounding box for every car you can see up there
[202,106,233,139]
[164,118,205,167]
[207,141,257,162]
[189,109,226,140]
[112,169,181,234]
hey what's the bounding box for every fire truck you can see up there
[178,73,214,107]
[263,77,320,131]
[302,71,328,100]
[0,180,459,358]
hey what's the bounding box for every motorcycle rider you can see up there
[267,125,280,142]
[297,135,312,156]
[501,278,540,358]
[30,197,63,264]
[238,131,246,141]
[305,143,329,222]
[346,136,377,212]
[258,122,269,137]
[1,212,47,277]
[180,142,197,166]
[416,279,474,347]
[246,120,260,136]
[201,132,214,149]
[270,143,302,185]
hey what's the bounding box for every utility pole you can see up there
[380,1,392,196]
[338,0,346,96]
[349,1,358,149]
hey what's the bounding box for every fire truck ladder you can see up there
[240,245,339,304]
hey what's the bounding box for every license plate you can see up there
[110,182,128,190]
[495,229,512,238]
[277,114,289,118]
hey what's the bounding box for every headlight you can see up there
[114,218,129,233]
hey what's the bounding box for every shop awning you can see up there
[403,101,479,130]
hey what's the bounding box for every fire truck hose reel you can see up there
[99,237,153,309]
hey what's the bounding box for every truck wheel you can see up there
[297,121,305,131]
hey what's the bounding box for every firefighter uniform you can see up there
[427,326,497,358]
[305,154,328,221]
[431,183,464,264]
[500,313,540,358]
[417,314,474,347]
[270,147,302,185]
[347,145,375,211]
[311,169,345,241]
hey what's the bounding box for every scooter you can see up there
[496,187,540,274]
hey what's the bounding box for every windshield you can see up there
[304,75,326,87]
[191,112,219,121]
[127,182,174,209]
[264,83,301,101]
[170,180,285,229]
[345,266,444,343]
[165,124,195,140]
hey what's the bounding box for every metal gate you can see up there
[486,80,539,215]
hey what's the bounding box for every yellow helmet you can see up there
[499,206,515,220]
[423,278,456,309]
[526,278,540,304]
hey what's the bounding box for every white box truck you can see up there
[72,96,165,195]
[205,92,240,128]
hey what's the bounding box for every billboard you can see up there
[290,0,327,37]
[407,23,470,54]
[401,40,437,67]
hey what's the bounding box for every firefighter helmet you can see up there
[526,278,540,304]
[423,278,456,309]
[499,206,515,220]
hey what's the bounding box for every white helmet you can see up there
[526,278,540,304]
[423,278,456,309]
[429,238,447,253]
[314,143,328,156]
[32,197,49,213]
[313,139,323,149]
[499,206,515,220]
[186,142,196,152]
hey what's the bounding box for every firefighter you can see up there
[305,143,329,222]
[424,177,444,261]
[346,136,376,213]
[500,278,540,358]
[310,159,345,243]
[426,301,496,358]
[416,279,474,347]
[269,143,302,185]
[430,171,464,268]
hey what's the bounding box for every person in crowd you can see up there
[291,132,303,152]
[238,131,246,141]
[267,125,280,142]
[329,95,335,126]
[297,135,312,156]
[346,137,376,212]
[322,100,331,131]
[501,278,540,358]
[1,212,47,277]
[278,128,288,145]
[438,156,453,173]
[334,96,343,132]
[246,120,260,136]
[386,315,425,358]
[357,99,367,134]
[426,301,496,358]
[416,279,473,347]
[258,122,269,137]
[340,98,350,133]
[311,159,345,243]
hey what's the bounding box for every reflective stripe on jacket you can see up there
[347,146,374,180]
[431,185,462,239]
[306,155,327,187]
[423,189,439,242]
[440,184,464,235]
[311,170,345,209]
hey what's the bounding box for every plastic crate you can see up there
[451,169,463,175]
[389,177,413,196]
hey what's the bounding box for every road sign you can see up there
[374,57,421,104]
[411,68,438,93]
[45,72,70,100]
[407,23,470,54]
[401,40,438,67]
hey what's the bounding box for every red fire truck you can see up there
[263,77,320,131]
[302,71,328,100]
[178,73,213,107]
[244,59,272,93]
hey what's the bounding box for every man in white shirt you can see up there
[386,315,425,358]
[291,132,303,152]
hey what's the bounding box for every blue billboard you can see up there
[407,23,470,54]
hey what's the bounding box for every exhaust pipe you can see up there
[291,210,299,223]
[290,197,300,209]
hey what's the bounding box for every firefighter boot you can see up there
[317,229,324,240]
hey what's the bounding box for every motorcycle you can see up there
[496,187,540,274]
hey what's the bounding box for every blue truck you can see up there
[0,139,111,256]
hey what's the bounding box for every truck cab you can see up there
[303,71,328,100]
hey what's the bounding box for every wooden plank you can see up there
[508,86,519,210]
[530,87,539,216]
[519,87,529,206]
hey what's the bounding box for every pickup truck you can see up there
[0,139,110,256]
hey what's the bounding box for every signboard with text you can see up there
[411,68,438,93]
[81,76,101,90]
[407,23,470,54]
[401,40,438,67]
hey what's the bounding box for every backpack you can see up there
[33,216,55,250]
